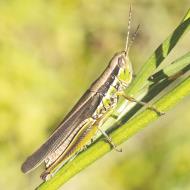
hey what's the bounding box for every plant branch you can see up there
[36,8,190,190]
[37,76,190,190]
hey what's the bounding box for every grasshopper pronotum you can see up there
[21,6,163,181]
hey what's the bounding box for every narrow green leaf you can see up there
[126,8,190,96]
[148,51,190,84]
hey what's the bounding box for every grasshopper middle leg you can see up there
[97,125,122,152]
[94,112,122,152]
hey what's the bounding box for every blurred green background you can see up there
[0,0,190,190]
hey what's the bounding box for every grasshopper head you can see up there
[115,51,133,87]
[113,4,139,88]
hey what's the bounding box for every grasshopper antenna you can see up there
[125,4,132,57]
[125,5,140,57]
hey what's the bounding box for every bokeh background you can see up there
[0,0,190,189]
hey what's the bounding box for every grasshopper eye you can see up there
[118,56,126,68]
[111,75,115,80]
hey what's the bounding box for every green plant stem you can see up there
[36,8,190,190]
[37,76,190,190]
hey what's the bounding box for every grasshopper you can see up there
[21,6,163,181]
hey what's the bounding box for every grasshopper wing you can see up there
[21,90,102,173]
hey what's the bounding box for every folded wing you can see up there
[21,90,102,173]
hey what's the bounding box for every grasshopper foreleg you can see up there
[118,92,165,115]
